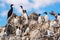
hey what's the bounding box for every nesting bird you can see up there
[20,6,27,14]
[20,6,28,24]
[38,14,42,24]
[44,12,48,22]
[57,13,60,24]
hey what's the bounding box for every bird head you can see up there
[58,13,60,15]
[20,6,23,9]
[10,4,13,7]
[39,14,41,16]
[23,10,27,13]
[44,12,47,15]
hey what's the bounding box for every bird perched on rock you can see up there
[50,11,56,16]
[38,14,42,24]
[20,6,27,14]
[7,4,13,19]
[20,6,28,25]
[44,12,48,22]
[57,13,60,24]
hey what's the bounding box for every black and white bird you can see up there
[20,6,23,9]
[7,4,13,19]
[44,12,47,15]
[44,12,48,22]
[20,6,27,14]
[50,11,58,19]
[20,6,28,24]
[57,13,60,22]
[50,11,56,16]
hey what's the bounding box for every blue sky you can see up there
[0,0,60,26]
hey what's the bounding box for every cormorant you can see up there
[7,4,13,19]
[50,11,56,16]
[44,12,47,15]
[20,6,23,9]
[20,6,27,13]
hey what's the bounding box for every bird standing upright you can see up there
[20,6,28,25]
[7,4,13,19]
[44,12,48,22]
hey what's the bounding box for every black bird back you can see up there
[7,4,13,19]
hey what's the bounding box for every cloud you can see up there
[2,0,33,14]
[1,0,60,14]
[5,0,33,10]
[32,0,60,9]
[35,10,45,14]
[4,0,60,9]
[1,0,60,9]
